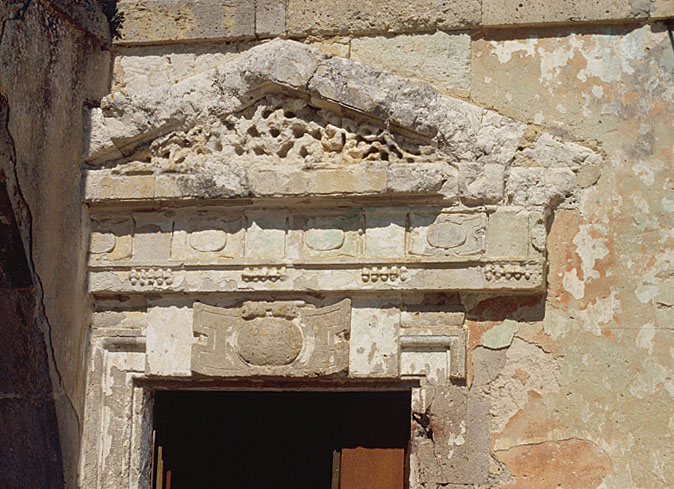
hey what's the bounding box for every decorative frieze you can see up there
[361,265,409,283]
[482,261,542,283]
[128,268,174,287]
[87,205,545,294]
[241,266,287,282]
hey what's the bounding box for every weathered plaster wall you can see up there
[0,1,111,487]
[106,5,674,487]
[470,23,674,488]
[0,1,666,488]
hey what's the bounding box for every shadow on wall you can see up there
[0,95,65,489]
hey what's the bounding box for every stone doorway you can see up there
[78,39,575,489]
[152,390,411,489]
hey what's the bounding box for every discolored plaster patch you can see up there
[483,338,561,434]
[496,438,612,489]
[481,320,520,349]
[472,346,507,386]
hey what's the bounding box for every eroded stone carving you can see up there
[192,299,351,376]
[361,265,408,283]
[128,268,174,287]
[482,261,542,282]
[146,94,443,170]
[410,212,486,256]
[241,266,287,282]
[89,218,133,262]
[83,41,599,209]
[87,205,545,293]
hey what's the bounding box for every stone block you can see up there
[314,168,388,195]
[286,0,480,36]
[49,0,110,42]
[256,0,285,37]
[482,0,646,26]
[132,215,173,261]
[146,305,193,376]
[486,208,529,257]
[364,209,407,258]
[513,133,602,170]
[459,163,505,205]
[245,213,287,259]
[307,37,351,58]
[507,167,576,207]
[83,174,155,202]
[652,0,674,17]
[349,297,400,377]
[351,32,471,94]
[112,44,243,94]
[413,386,489,485]
[116,0,255,44]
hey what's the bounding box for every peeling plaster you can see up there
[573,224,609,283]
[562,268,585,300]
[481,320,520,349]
[636,322,656,354]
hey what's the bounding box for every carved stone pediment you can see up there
[83,40,600,209]
[192,299,351,377]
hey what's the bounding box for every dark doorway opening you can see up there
[153,390,411,489]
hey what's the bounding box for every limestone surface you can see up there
[482,0,649,25]
[84,40,598,213]
[286,0,481,35]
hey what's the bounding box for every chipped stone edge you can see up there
[83,39,600,211]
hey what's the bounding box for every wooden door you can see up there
[339,447,406,489]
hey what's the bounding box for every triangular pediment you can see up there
[83,39,600,208]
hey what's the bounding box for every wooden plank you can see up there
[331,449,342,489]
[150,430,157,489]
[340,447,405,489]
[155,445,164,489]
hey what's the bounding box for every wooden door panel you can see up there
[340,447,405,489]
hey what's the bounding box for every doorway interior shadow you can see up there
[153,390,411,489]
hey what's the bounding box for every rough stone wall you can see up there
[0,1,111,488]
[107,3,674,489]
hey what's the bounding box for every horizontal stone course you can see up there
[286,0,481,36]
[482,0,650,26]
[116,0,255,44]
[482,0,650,25]
[113,0,672,45]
